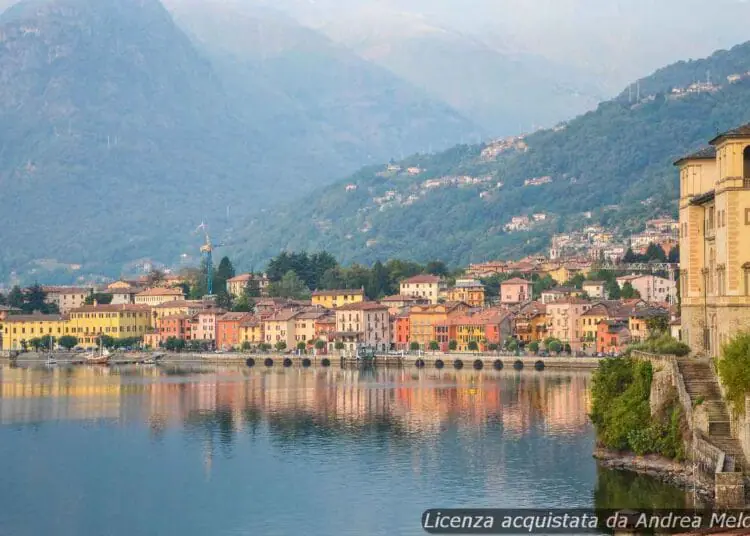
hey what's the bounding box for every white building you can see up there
[616,274,676,304]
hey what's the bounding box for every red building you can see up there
[392,312,411,350]
[596,320,631,355]
[157,314,194,345]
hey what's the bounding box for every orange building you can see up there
[314,312,337,343]
[514,301,548,343]
[157,314,194,344]
[392,312,411,350]
[216,312,253,350]
[596,320,631,355]
[409,302,470,349]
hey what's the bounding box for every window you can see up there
[746,208,750,225]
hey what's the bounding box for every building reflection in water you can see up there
[0,365,591,439]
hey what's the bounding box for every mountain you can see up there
[163,0,481,167]
[232,40,750,267]
[0,0,479,282]
[317,7,603,133]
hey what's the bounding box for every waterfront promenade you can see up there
[1,350,602,370]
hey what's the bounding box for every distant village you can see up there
[0,221,681,357]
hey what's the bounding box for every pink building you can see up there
[547,298,592,351]
[500,278,533,305]
[192,308,226,345]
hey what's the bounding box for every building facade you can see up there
[500,278,532,305]
[400,275,446,305]
[447,279,486,308]
[43,286,92,314]
[311,288,365,309]
[333,302,391,353]
[134,287,184,306]
[676,126,750,356]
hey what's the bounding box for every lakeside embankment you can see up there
[594,447,714,503]
[1,351,602,370]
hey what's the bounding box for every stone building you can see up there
[676,124,750,356]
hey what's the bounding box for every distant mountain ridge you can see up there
[0,0,480,282]
[232,39,750,267]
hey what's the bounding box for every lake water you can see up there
[0,364,690,536]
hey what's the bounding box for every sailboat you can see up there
[45,337,57,366]
[84,338,111,365]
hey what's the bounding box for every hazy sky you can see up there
[4,0,750,93]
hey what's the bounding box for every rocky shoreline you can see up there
[594,447,714,503]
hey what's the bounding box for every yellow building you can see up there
[446,279,486,308]
[311,288,365,309]
[239,316,265,346]
[67,304,152,347]
[134,287,184,306]
[2,314,68,350]
[409,302,470,348]
[263,310,301,348]
[676,124,750,356]
[452,317,486,352]
[513,302,548,343]
[545,265,573,285]
[151,300,204,327]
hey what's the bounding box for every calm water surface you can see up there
[0,364,689,536]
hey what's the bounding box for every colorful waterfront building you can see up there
[1,313,67,350]
[513,301,548,343]
[332,302,391,353]
[67,304,152,347]
[392,312,411,350]
[157,314,194,344]
[239,316,265,346]
[596,320,631,355]
[500,278,532,305]
[409,302,470,349]
[216,312,254,350]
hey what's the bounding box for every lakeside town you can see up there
[0,228,680,358]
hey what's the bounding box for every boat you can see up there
[84,341,112,365]
[45,356,58,366]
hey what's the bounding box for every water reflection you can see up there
[0,365,592,444]
[0,364,690,536]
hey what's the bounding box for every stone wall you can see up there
[682,303,750,357]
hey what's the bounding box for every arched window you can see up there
[744,146,750,182]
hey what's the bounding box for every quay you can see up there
[0,350,602,370]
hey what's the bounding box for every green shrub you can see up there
[590,357,685,459]
[717,332,750,415]
[628,333,690,357]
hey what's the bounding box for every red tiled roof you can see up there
[227,273,253,283]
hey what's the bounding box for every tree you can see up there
[644,243,667,263]
[623,248,638,264]
[232,294,254,312]
[717,332,750,411]
[428,340,439,352]
[0,291,5,306]
[216,291,232,310]
[7,286,23,309]
[275,341,287,352]
[668,245,680,264]
[507,339,519,353]
[448,340,458,351]
[214,257,235,295]
[549,340,563,354]
[467,341,479,352]
[606,280,621,300]
[563,343,572,354]
[621,282,640,299]
[366,260,389,299]
[529,341,540,354]
[84,292,113,305]
[425,260,449,277]
[28,337,42,351]
[58,335,78,350]
[24,284,50,313]
[565,274,586,289]
[488,343,499,352]
[409,341,420,351]
[164,337,186,352]
[314,340,326,350]
[334,341,345,351]
[244,279,261,298]
[98,335,115,348]
[646,316,669,337]
[267,270,311,300]
[296,341,306,352]
[241,341,252,351]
